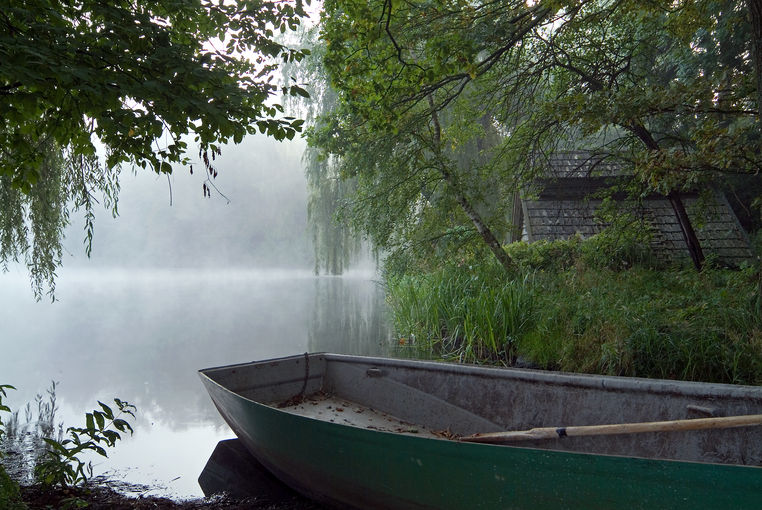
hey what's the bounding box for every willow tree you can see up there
[303,146,365,275]
[287,28,365,275]
[310,1,545,273]
[315,0,760,273]
[1,0,311,298]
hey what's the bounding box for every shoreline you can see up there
[18,483,325,509]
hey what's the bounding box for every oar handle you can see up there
[461,414,762,444]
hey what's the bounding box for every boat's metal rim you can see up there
[199,352,762,400]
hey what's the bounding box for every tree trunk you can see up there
[626,122,705,270]
[667,191,705,271]
[509,190,524,243]
[747,0,762,312]
[427,95,514,273]
[448,175,516,272]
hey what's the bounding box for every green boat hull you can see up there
[200,354,762,509]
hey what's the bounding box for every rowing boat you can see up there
[198,353,762,509]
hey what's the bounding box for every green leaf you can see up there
[94,411,105,430]
[103,430,121,445]
[98,402,114,420]
[43,438,70,456]
[289,85,310,98]
[113,419,133,434]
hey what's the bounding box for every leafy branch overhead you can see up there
[0,0,311,188]
[0,0,311,298]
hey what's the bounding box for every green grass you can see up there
[386,237,762,384]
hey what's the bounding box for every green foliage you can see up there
[1,0,311,186]
[0,145,118,299]
[1,0,311,297]
[0,384,14,445]
[503,225,655,273]
[540,0,761,190]
[314,0,762,278]
[287,27,366,274]
[34,399,136,488]
[526,265,762,383]
[306,75,518,274]
[0,385,27,510]
[503,240,581,272]
[0,464,25,510]
[310,1,532,273]
[284,28,363,275]
[320,0,552,129]
[388,238,762,384]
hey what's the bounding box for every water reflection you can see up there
[308,273,390,355]
[0,268,393,498]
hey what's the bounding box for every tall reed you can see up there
[386,237,762,384]
[387,265,534,364]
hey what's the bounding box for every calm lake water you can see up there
[0,268,394,498]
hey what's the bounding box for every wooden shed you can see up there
[519,152,754,266]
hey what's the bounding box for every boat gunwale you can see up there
[199,352,762,402]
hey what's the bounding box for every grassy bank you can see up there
[387,238,762,385]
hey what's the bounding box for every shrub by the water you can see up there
[0,465,25,510]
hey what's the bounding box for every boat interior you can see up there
[201,353,762,466]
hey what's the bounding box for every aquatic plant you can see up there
[1,380,137,492]
[387,264,534,364]
[35,399,136,488]
[0,381,66,486]
[386,236,762,384]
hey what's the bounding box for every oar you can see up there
[460,413,762,444]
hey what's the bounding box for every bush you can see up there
[0,465,25,510]
[503,226,657,273]
[504,238,581,271]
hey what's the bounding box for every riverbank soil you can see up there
[19,484,326,509]
[8,438,328,508]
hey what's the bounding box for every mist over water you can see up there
[62,135,313,270]
[0,136,394,498]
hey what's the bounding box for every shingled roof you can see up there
[521,152,754,266]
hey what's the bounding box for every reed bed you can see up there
[386,238,762,384]
[387,265,534,364]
